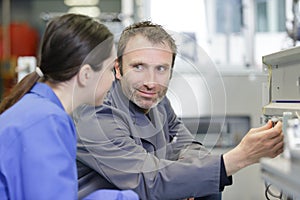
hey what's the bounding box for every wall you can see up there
[168,70,268,127]
[0,0,122,33]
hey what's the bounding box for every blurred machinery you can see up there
[286,0,300,46]
[260,46,300,200]
[182,116,250,148]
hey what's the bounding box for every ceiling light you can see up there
[64,0,99,6]
[68,6,101,18]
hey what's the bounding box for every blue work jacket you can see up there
[0,83,77,200]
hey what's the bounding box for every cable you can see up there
[295,111,300,119]
[264,183,283,200]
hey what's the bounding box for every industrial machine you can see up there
[182,116,250,148]
[260,46,300,200]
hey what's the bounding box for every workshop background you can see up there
[0,0,298,199]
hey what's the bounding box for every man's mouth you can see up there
[137,89,156,98]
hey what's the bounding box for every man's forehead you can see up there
[123,35,172,54]
[122,47,173,57]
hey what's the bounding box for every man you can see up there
[74,21,283,200]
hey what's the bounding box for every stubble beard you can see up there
[129,86,168,111]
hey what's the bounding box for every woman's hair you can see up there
[0,13,114,114]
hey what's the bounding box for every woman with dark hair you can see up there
[0,13,116,199]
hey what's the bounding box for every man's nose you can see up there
[143,69,156,88]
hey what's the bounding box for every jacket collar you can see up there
[106,81,164,139]
[30,82,65,111]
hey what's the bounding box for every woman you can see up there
[0,14,116,199]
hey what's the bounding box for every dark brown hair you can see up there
[0,13,114,114]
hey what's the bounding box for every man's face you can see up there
[115,35,173,112]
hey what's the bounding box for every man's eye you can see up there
[133,64,143,71]
[157,66,167,72]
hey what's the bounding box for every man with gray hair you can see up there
[74,21,283,200]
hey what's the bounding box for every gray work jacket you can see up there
[74,81,222,200]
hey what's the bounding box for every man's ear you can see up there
[115,60,122,80]
[78,64,93,86]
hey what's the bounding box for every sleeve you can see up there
[75,106,222,200]
[21,114,77,200]
[83,189,139,200]
[164,98,209,158]
[165,98,233,191]
[220,155,233,191]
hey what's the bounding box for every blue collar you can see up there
[30,82,65,111]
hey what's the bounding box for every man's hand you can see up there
[223,120,283,176]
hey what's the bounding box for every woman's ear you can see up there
[78,64,93,86]
[114,60,122,80]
